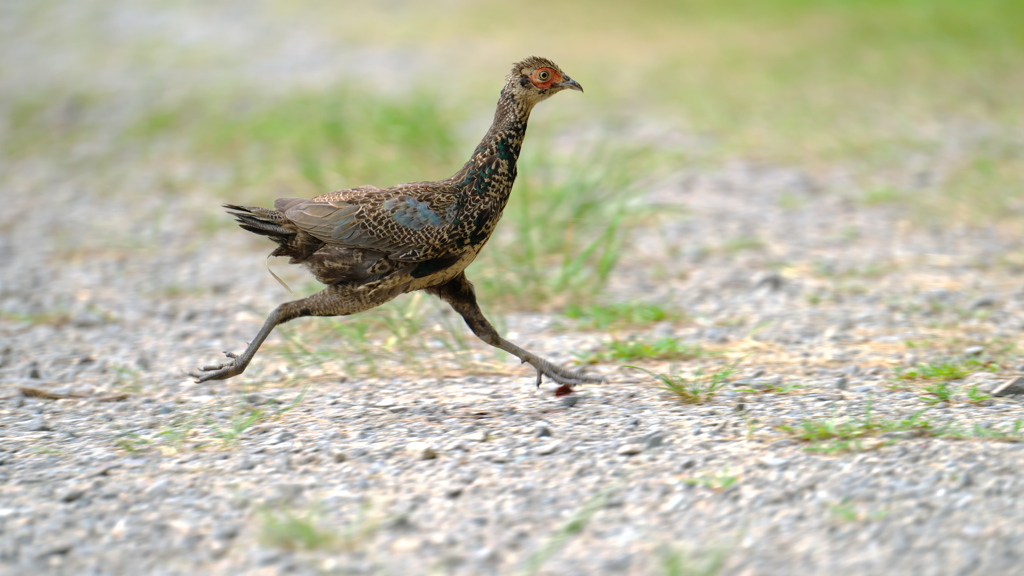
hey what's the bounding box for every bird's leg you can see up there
[428,273,602,387]
[190,307,286,382]
[190,285,363,383]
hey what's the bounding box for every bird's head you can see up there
[505,56,583,108]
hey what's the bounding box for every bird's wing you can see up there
[275,185,463,262]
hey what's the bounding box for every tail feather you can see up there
[224,204,293,238]
[224,203,322,262]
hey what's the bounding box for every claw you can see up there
[191,353,245,383]
[520,356,604,388]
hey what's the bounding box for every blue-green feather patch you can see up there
[384,196,449,230]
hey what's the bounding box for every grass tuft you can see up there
[660,547,727,576]
[735,380,803,395]
[683,469,740,493]
[891,357,999,405]
[828,501,888,523]
[894,358,996,382]
[259,508,336,551]
[779,400,1024,453]
[942,420,1024,443]
[629,361,738,404]
[918,380,954,405]
[778,401,933,453]
[258,502,381,552]
[860,187,904,206]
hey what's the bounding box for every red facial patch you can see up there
[530,67,562,90]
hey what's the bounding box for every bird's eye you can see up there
[536,69,551,82]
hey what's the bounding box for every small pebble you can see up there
[60,488,87,503]
[246,393,278,405]
[486,451,511,463]
[407,442,438,460]
[754,271,785,291]
[26,414,51,432]
[645,431,667,448]
[145,479,172,497]
[616,444,644,456]
[678,457,698,470]
[273,431,296,443]
[969,297,996,309]
[758,456,790,468]
[71,310,104,327]
[443,439,471,452]
[533,441,562,456]
[234,458,256,471]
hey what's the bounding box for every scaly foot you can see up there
[525,357,603,387]
[190,351,245,382]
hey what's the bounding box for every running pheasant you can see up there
[191,56,599,387]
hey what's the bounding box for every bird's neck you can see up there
[454,87,534,195]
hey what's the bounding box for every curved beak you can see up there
[557,76,583,93]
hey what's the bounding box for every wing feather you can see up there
[274,185,464,262]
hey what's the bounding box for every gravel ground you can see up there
[3,3,1024,576]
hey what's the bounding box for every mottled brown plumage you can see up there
[191,57,599,387]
